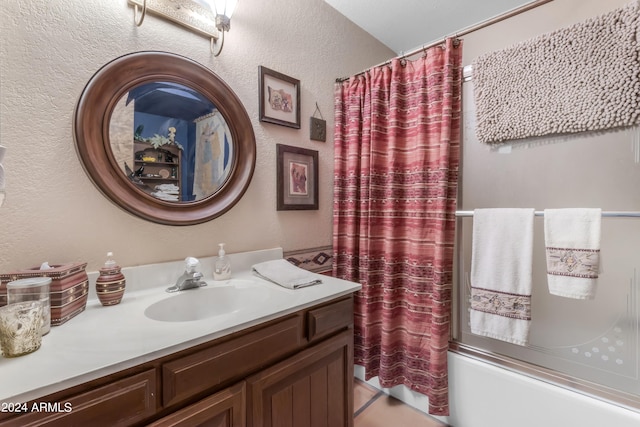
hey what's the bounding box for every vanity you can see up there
[0,249,360,426]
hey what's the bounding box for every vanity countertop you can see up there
[0,248,361,404]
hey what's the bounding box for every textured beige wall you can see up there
[461,0,633,65]
[0,0,393,272]
[461,0,637,209]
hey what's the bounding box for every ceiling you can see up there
[129,82,215,122]
[324,0,538,54]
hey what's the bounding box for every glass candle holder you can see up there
[0,301,43,357]
[7,277,51,335]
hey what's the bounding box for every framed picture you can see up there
[259,66,300,129]
[277,144,318,210]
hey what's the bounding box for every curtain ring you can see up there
[452,33,461,47]
[134,0,147,27]
[399,51,407,67]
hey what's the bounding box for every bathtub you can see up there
[356,352,640,426]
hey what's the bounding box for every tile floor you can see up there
[353,379,449,427]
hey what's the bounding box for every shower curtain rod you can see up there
[455,210,640,218]
[335,0,553,83]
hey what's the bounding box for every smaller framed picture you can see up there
[277,144,318,210]
[259,66,301,129]
[309,116,326,142]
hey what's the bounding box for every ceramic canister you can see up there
[95,265,126,306]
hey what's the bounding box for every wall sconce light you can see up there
[210,0,238,55]
[128,0,238,56]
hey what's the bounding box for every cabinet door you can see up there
[246,330,353,427]
[0,369,156,427]
[148,382,245,427]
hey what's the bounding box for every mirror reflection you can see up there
[109,81,234,202]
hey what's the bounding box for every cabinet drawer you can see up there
[162,315,303,407]
[0,369,157,427]
[307,296,353,342]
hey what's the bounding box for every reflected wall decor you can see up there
[193,110,233,200]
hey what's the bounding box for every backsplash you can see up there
[284,245,333,274]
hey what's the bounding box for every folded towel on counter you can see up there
[544,208,601,299]
[252,259,322,289]
[470,208,535,346]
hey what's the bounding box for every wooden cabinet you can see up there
[132,141,182,200]
[0,295,354,427]
[148,382,245,427]
[162,315,303,408]
[0,369,157,427]
[246,330,353,427]
[306,298,354,342]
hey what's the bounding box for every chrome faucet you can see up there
[166,257,207,293]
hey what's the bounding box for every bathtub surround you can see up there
[454,0,640,424]
[333,39,462,415]
[473,0,640,144]
[470,208,535,345]
[544,208,602,299]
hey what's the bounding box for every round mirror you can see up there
[74,51,256,225]
[110,81,235,203]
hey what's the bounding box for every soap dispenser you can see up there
[96,252,126,306]
[213,243,231,280]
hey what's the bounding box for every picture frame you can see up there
[259,66,301,129]
[309,116,327,142]
[277,144,318,210]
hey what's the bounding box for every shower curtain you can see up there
[333,38,462,416]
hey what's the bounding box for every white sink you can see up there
[144,280,277,322]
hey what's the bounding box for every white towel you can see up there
[470,208,535,346]
[544,208,601,299]
[252,259,322,289]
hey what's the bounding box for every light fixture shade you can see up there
[212,0,237,19]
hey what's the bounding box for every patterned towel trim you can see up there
[470,287,531,321]
[546,247,600,279]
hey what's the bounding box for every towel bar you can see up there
[455,210,640,218]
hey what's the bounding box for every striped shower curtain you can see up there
[332,38,462,416]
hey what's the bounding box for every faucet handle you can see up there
[185,257,200,273]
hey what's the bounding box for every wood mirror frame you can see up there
[74,51,256,226]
